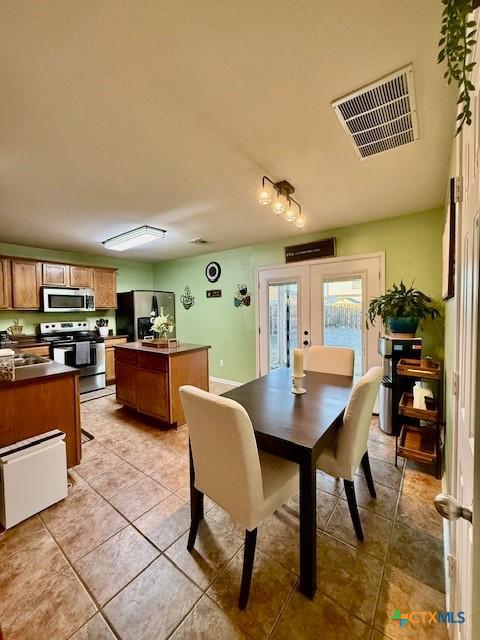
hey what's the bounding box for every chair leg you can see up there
[239,528,257,610]
[343,480,364,541]
[187,488,204,551]
[361,452,376,498]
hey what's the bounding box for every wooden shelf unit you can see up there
[395,358,442,478]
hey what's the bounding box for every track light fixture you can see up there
[257,176,306,229]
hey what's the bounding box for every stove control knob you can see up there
[45,325,50,329]
[52,324,56,328]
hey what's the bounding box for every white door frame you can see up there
[255,251,385,377]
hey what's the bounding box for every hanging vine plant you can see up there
[438,0,477,134]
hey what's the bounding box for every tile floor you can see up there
[0,381,447,640]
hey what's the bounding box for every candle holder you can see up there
[291,374,306,395]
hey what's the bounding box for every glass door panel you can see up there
[268,283,298,370]
[323,275,363,376]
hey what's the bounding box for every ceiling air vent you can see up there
[332,65,418,159]
[188,238,209,245]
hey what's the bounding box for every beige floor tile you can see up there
[283,489,339,530]
[174,482,215,511]
[166,515,244,590]
[104,556,201,640]
[316,533,383,624]
[1,567,97,640]
[108,476,171,521]
[88,460,145,498]
[316,470,344,496]
[207,504,246,539]
[170,594,250,639]
[346,477,399,520]
[75,441,122,481]
[151,454,190,492]
[52,500,128,561]
[356,457,404,491]
[40,473,104,531]
[208,548,297,640]
[74,525,159,606]
[0,524,68,615]
[163,430,190,456]
[0,514,45,543]
[326,500,393,561]
[70,613,116,639]
[387,523,445,593]
[368,439,396,464]
[369,418,396,446]
[396,493,443,541]
[209,381,236,395]
[375,566,448,639]
[256,509,300,575]
[271,589,370,640]
[134,493,190,550]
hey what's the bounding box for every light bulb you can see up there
[285,208,296,223]
[295,215,306,229]
[272,198,286,215]
[257,189,272,206]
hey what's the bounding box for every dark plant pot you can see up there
[387,317,419,336]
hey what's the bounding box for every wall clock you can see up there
[205,261,221,283]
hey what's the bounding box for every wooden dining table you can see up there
[220,367,353,598]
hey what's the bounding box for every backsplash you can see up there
[0,310,116,337]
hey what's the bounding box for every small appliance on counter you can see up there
[378,335,422,435]
[116,290,176,341]
[39,321,106,393]
[0,430,68,529]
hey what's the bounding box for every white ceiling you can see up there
[0,1,456,261]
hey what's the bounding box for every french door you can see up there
[257,254,384,377]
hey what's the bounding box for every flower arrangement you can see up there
[151,309,175,340]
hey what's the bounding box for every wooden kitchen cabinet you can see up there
[11,259,42,309]
[42,263,69,287]
[94,268,117,308]
[0,258,12,309]
[18,345,50,357]
[104,336,128,384]
[70,265,94,288]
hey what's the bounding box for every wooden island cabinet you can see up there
[115,342,210,426]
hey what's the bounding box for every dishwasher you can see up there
[0,430,68,529]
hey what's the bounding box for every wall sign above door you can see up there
[285,238,336,263]
[206,289,222,298]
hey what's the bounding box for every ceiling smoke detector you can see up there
[332,65,419,159]
[188,238,210,245]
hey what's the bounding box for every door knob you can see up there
[434,493,473,523]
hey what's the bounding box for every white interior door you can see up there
[257,253,383,377]
[310,255,383,376]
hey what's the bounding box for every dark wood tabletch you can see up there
[221,367,353,598]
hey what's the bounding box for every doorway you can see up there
[257,253,384,377]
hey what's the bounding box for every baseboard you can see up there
[209,376,241,387]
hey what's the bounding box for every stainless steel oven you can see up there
[41,287,95,312]
[52,341,106,393]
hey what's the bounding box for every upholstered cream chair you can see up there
[306,345,355,377]
[179,385,299,609]
[316,366,382,540]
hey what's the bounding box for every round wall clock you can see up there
[205,261,221,283]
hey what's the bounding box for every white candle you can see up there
[293,348,303,377]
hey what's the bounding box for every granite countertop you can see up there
[115,342,211,356]
[0,361,79,386]
[3,334,129,348]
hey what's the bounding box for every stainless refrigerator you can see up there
[116,290,176,341]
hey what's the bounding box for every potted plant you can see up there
[367,281,440,336]
[7,319,23,337]
[151,309,175,345]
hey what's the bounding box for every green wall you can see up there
[0,242,154,334]
[154,208,444,383]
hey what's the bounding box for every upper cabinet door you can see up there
[0,258,12,309]
[11,259,42,309]
[94,268,117,308]
[42,263,70,287]
[70,265,94,288]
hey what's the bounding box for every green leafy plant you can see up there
[367,281,440,328]
[438,0,477,134]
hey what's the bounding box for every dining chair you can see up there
[315,366,383,540]
[179,385,299,609]
[305,345,355,377]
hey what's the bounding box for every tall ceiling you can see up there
[0,0,456,261]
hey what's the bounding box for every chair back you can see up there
[306,345,354,376]
[179,385,264,527]
[335,366,383,478]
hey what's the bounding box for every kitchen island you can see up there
[0,357,81,468]
[115,342,210,426]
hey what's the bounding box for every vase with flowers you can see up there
[151,308,175,345]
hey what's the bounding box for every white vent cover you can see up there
[188,237,209,245]
[332,65,418,159]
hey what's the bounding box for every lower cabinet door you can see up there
[136,368,170,422]
[105,348,115,384]
[115,363,137,407]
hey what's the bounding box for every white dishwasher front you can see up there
[0,430,68,529]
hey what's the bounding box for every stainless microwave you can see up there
[41,287,95,312]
